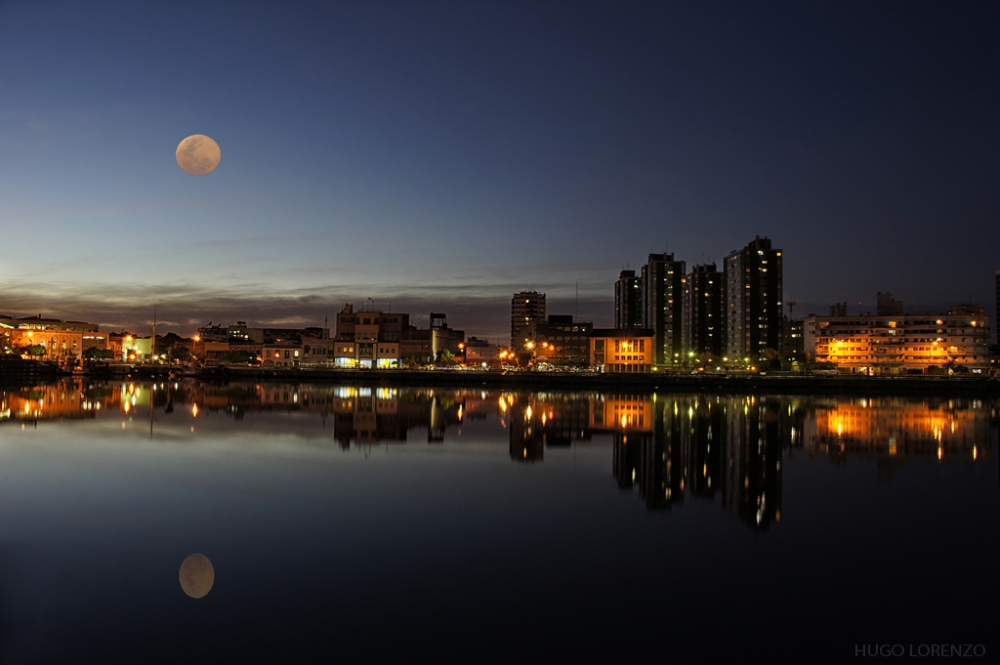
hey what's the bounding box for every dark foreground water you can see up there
[1,381,997,664]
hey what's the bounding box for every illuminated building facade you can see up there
[641,253,685,365]
[589,328,654,373]
[803,302,991,374]
[334,303,407,368]
[1,315,99,362]
[683,263,723,358]
[511,291,545,350]
[614,269,643,329]
[723,236,783,362]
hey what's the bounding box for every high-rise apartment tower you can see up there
[683,263,723,358]
[511,291,546,349]
[723,236,783,361]
[641,253,686,365]
[614,270,643,329]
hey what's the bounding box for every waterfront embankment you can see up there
[194,366,1000,397]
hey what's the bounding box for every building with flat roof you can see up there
[804,300,990,374]
[333,304,407,368]
[1,315,100,362]
[614,269,643,330]
[464,337,500,367]
[511,291,545,350]
[723,236,783,362]
[641,253,685,365]
[589,328,655,373]
[527,315,592,367]
[683,263,722,359]
[197,320,329,344]
[262,342,302,368]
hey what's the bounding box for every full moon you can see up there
[179,553,215,599]
[175,134,221,175]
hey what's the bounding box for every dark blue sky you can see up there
[1,1,997,339]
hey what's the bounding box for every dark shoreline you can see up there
[4,363,998,396]
[191,366,1000,397]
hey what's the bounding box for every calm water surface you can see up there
[1,381,997,663]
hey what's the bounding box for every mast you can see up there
[152,306,157,364]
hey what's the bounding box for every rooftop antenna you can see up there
[575,282,579,317]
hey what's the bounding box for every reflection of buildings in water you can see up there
[333,388,464,448]
[509,400,543,462]
[505,393,593,462]
[602,396,678,509]
[0,380,121,422]
[0,381,475,450]
[183,384,465,447]
[334,388,403,446]
[591,395,652,432]
[719,397,783,529]
[595,394,784,529]
[460,393,494,421]
[804,398,991,479]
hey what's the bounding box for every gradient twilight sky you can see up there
[1,1,998,340]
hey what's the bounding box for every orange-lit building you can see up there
[1,315,99,362]
[589,328,655,373]
[804,301,990,374]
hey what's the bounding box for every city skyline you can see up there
[2,2,998,341]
